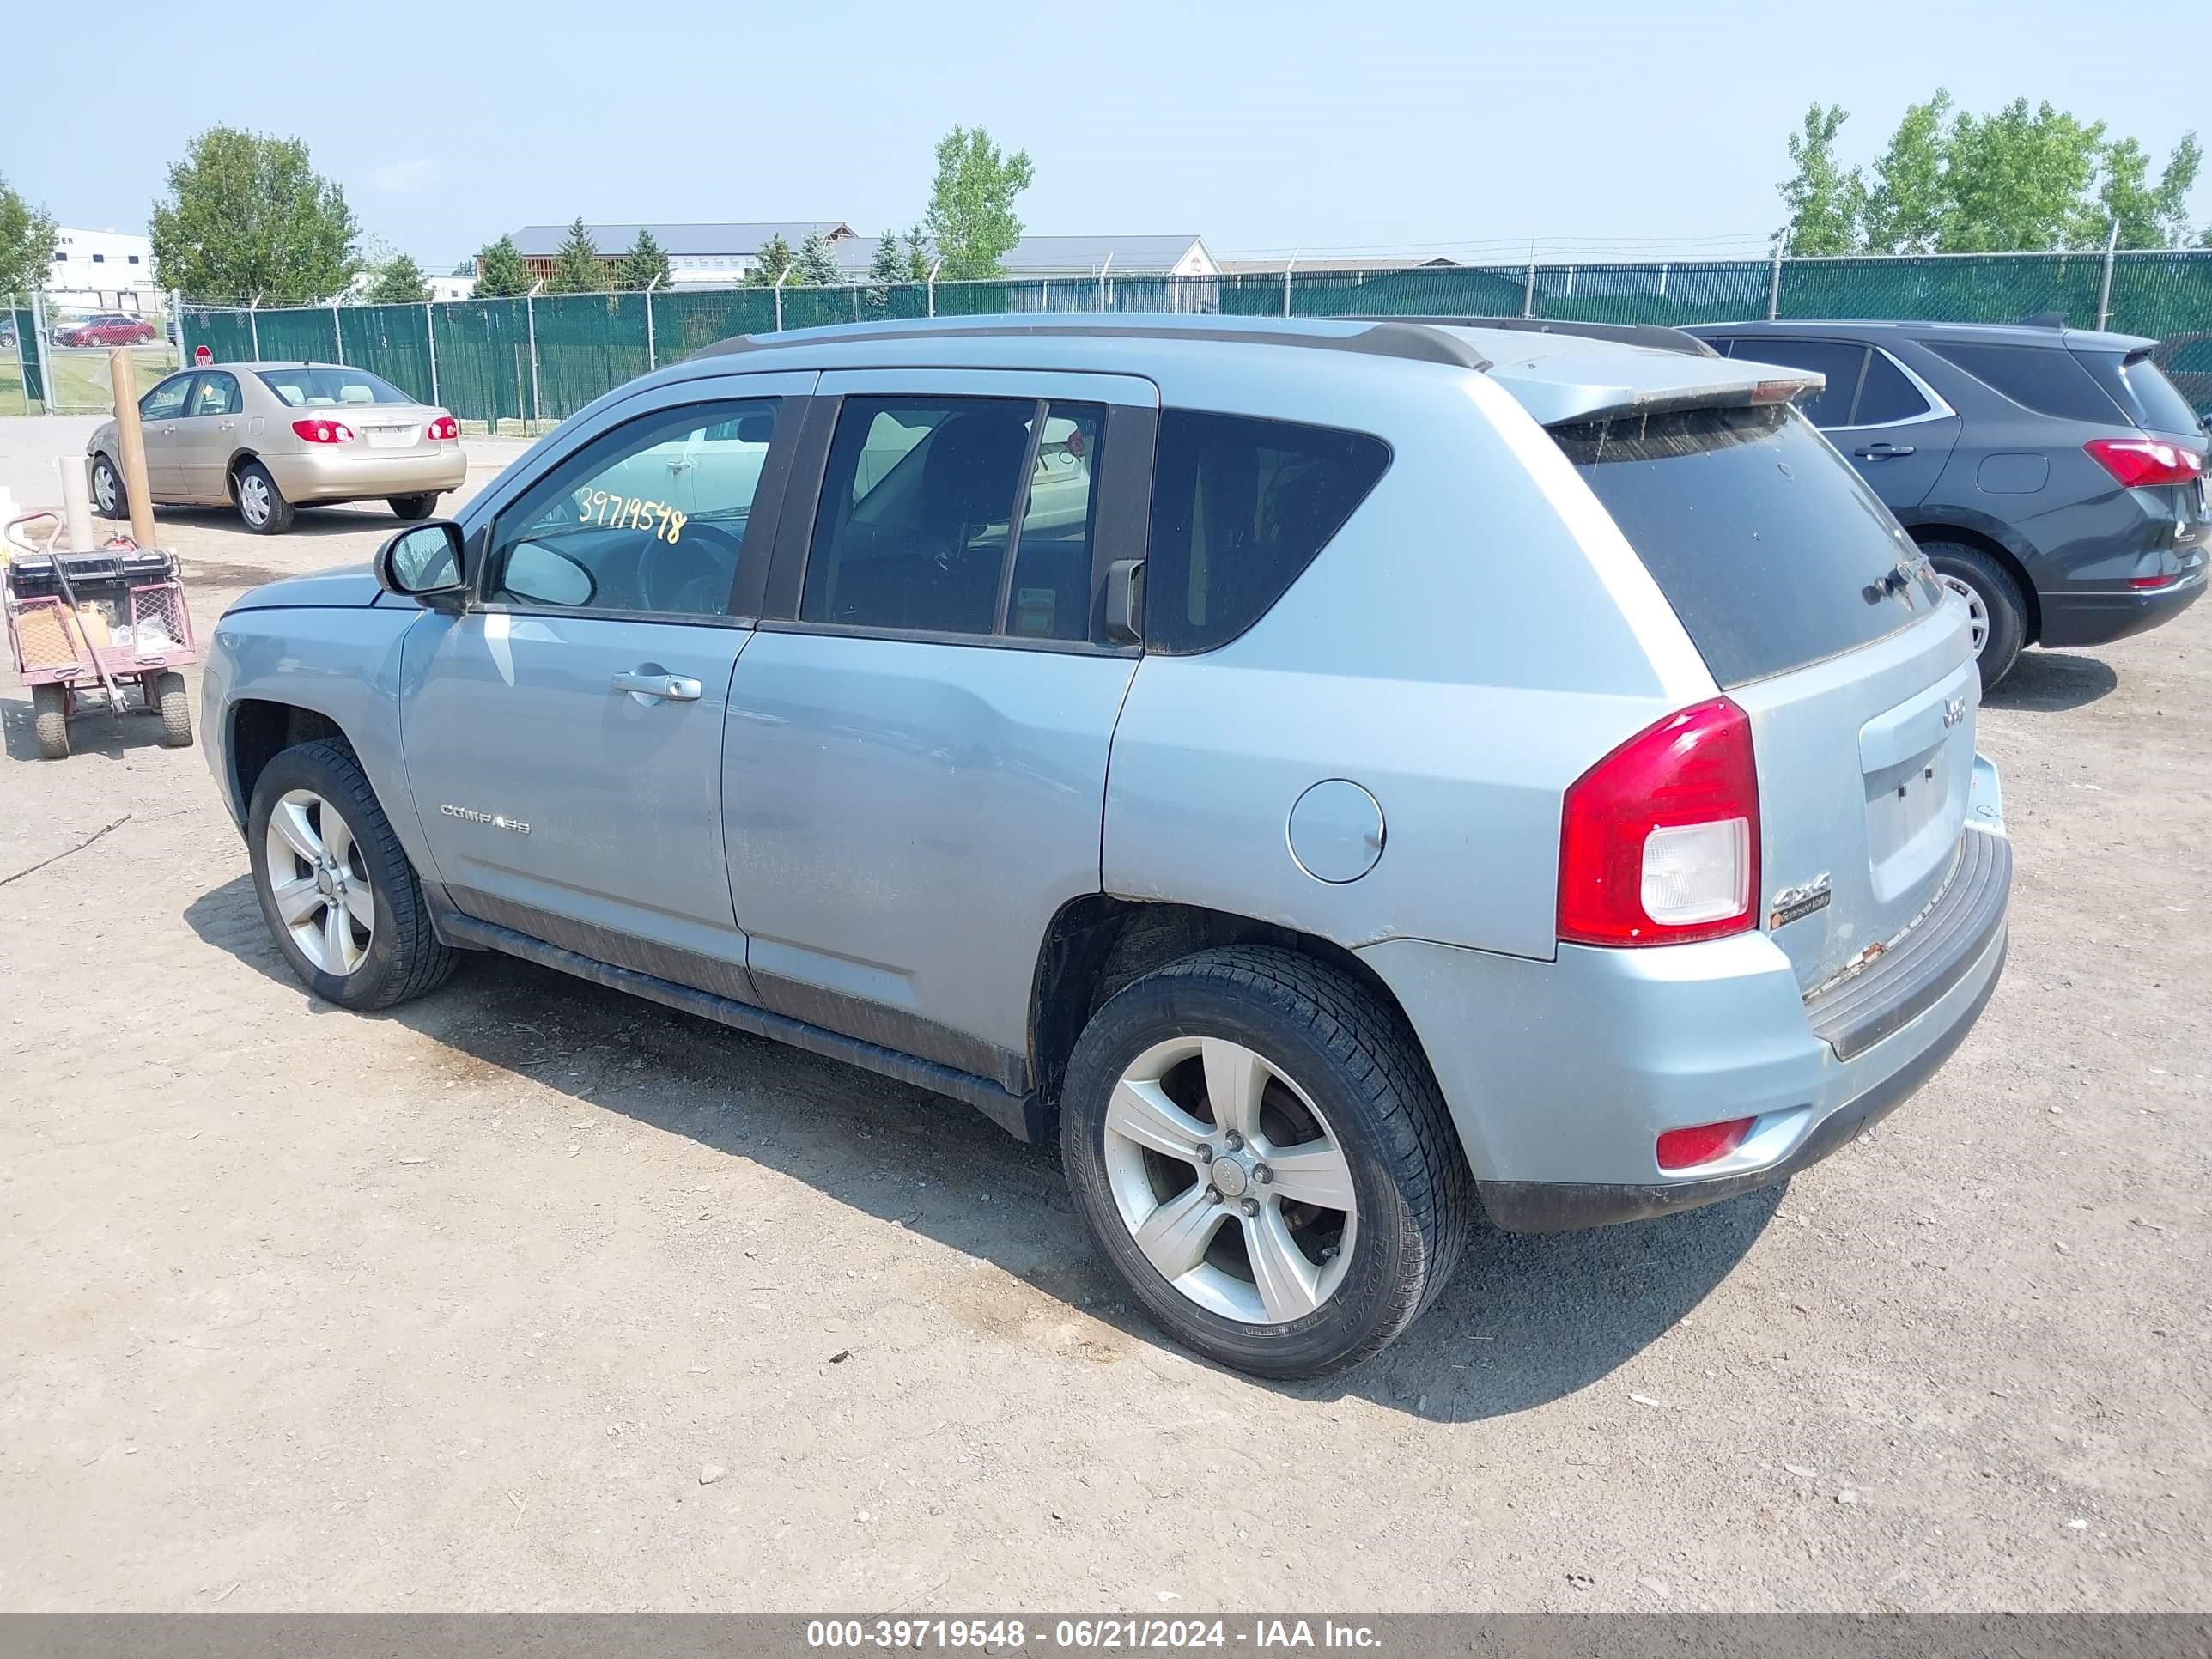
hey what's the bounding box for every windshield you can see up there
[256,367,416,409]
[1564,404,1944,689]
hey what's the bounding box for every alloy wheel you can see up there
[1941,574,1989,658]
[264,788,374,975]
[92,464,118,514]
[1100,1036,1358,1325]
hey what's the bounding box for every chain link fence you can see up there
[4,291,182,416]
[143,247,2212,432]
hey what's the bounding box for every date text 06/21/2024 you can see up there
[804,1620,1382,1650]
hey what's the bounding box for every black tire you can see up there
[1923,542,2027,689]
[234,459,295,535]
[387,494,440,521]
[32,683,69,760]
[89,453,125,521]
[154,671,191,748]
[1059,945,1473,1379]
[247,738,458,1010]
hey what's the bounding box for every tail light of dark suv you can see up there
[1558,698,1760,947]
[2084,436,2203,489]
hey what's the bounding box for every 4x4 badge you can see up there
[1770,873,1832,930]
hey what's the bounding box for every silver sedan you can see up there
[88,361,468,535]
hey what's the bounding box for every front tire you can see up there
[89,453,125,521]
[32,684,70,760]
[1925,542,2027,689]
[247,738,457,1010]
[388,494,440,521]
[234,460,295,535]
[1059,945,1473,1379]
[154,672,191,747]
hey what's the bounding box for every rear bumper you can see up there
[2037,559,2206,647]
[263,445,468,505]
[1359,784,2010,1233]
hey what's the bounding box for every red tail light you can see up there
[425,415,459,441]
[1559,697,1760,946]
[1656,1116,1755,1170]
[2085,436,2203,489]
[291,418,355,445]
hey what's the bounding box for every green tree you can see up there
[1861,91,1952,254]
[793,231,842,287]
[546,217,610,294]
[902,223,933,281]
[149,127,358,303]
[616,228,672,290]
[365,252,432,305]
[0,173,59,300]
[1940,99,2106,251]
[2096,131,2202,249]
[1776,103,1865,255]
[473,234,530,297]
[745,234,796,286]
[923,125,1034,280]
[450,257,477,277]
[866,230,907,308]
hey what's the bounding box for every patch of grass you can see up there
[41,346,180,416]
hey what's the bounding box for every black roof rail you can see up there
[1342,314,1721,358]
[686,314,1492,371]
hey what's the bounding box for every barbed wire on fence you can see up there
[15,246,2209,424]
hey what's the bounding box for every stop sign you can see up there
[193,343,211,365]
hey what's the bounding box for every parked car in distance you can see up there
[199,314,2010,1377]
[1690,319,2208,686]
[86,362,467,534]
[55,313,160,348]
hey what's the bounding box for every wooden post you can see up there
[108,348,157,549]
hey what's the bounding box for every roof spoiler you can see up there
[1338,315,1722,359]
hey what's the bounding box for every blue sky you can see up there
[12,0,2205,270]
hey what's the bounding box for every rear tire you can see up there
[247,738,458,1010]
[234,460,295,535]
[89,453,125,521]
[32,683,70,760]
[1924,542,2026,689]
[388,494,439,521]
[1059,945,1473,1379]
[155,672,191,748]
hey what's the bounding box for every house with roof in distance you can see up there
[493,224,1215,289]
[498,223,863,288]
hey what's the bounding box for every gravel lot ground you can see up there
[1,415,2206,1614]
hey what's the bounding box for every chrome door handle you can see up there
[1855,442,1916,459]
[218,419,235,430]
[611,670,701,701]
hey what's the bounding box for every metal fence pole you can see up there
[424,301,441,406]
[644,274,659,371]
[1098,253,1113,314]
[31,290,49,410]
[2096,217,2120,331]
[774,267,788,332]
[1766,246,1784,320]
[7,294,28,416]
[248,295,261,360]
[331,301,344,364]
[1522,261,1536,318]
[927,260,939,318]
[526,283,542,428]
[1282,255,1296,319]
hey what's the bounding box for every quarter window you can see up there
[802,396,1105,641]
[1926,342,2122,424]
[486,399,780,617]
[1144,410,1390,654]
[139,376,191,421]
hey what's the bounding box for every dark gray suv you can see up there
[1692,320,2208,685]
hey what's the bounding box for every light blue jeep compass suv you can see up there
[200,314,2010,1377]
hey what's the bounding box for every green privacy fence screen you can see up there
[179,249,2212,428]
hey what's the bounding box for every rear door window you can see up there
[2073,349,2203,438]
[1847,350,1933,426]
[1563,404,1942,689]
[1145,410,1390,653]
[1926,341,2122,423]
[1716,338,1865,428]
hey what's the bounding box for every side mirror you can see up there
[1104,557,1146,644]
[374,521,468,609]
